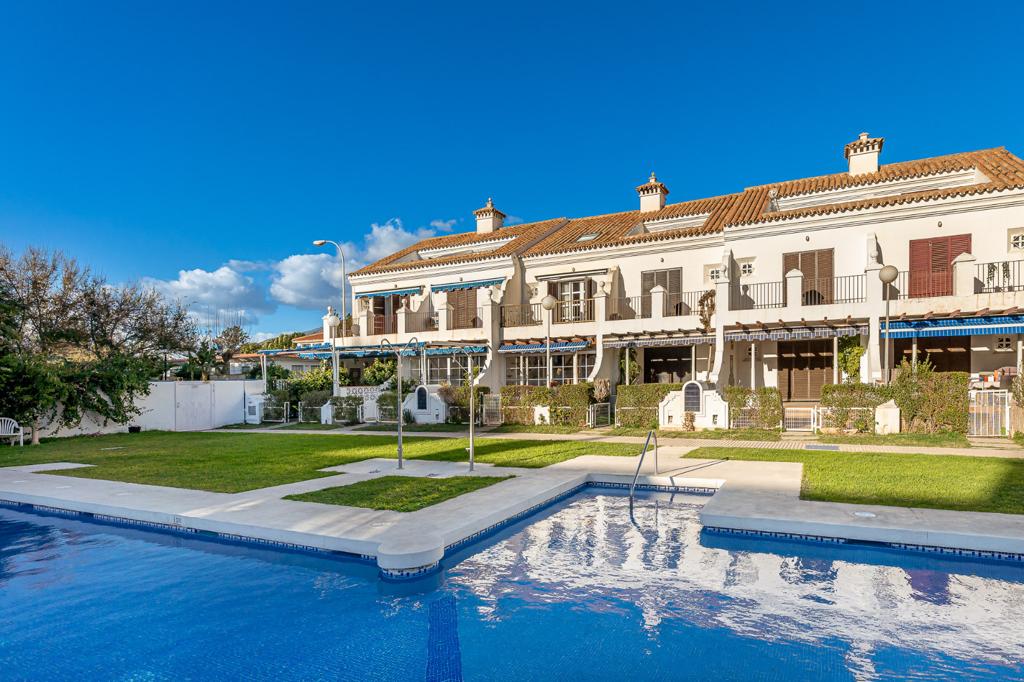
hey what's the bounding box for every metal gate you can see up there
[587,402,612,428]
[783,406,815,432]
[969,390,1010,437]
[482,395,503,426]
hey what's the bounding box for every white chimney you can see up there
[844,132,884,176]
[473,197,505,234]
[636,172,669,212]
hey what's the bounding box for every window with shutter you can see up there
[908,234,971,297]
[782,250,833,305]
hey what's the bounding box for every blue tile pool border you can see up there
[703,525,1024,563]
[0,498,376,564]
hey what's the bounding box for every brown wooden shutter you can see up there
[668,268,682,293]
[909,234,971,297]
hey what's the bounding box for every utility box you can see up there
[245,396,265,425]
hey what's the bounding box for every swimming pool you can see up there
[1,490,1021,680]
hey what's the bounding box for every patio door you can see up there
[554,280,587,322]
[641,268,683,316]
[777,340,834,401]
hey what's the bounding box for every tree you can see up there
[0,245,196,443]
[215,325,249,367]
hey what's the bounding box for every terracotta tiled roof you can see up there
[291,332,324,344]
[350,218,567,276]
[522,194,740,258]
[352,146,1024,269]
[728,147,1024,226]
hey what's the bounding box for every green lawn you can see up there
[487,424,583,434]
[688,446,1024,515]
[608,427,782,441]
[286,475,511,512]
[1,432,635,493]
[817,432,971,448]
[353,423,470,432]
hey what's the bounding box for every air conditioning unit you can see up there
[245,396,266,424]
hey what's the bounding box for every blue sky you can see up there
[2,1,1022,338]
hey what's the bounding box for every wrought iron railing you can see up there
[405,308,438,332]
[607,295,650,320]
[369,313,397,335]
[798,274,866,305]
[731,281,785,310]
[887,270,953,299]
[500,303,541,327]
[976,260,1024,293]
[553,298,595,323]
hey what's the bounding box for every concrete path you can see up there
[215,425,1024,459]
[2,441,1022,577]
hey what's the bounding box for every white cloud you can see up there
[504,215,524,226]
[251,331,281,343]
[267,219,437,310]
[143,265,276,326]
[429,218,457,231]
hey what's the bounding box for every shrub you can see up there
[500,385,552,424]
[890,358,969,433]
[548,382,594,427]
[837,335,865,382]
[723,385,782,429]
[819,383,890,432]
[436,383,490,423]
[683,411,696,431]
[362,359,396,386]
[754,387,783,429]
[593,378,611,403]
[615,383,681,429]
[298,389,332,407]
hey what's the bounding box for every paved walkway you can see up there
[215,425,1024,459]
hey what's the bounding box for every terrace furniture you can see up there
[0,418,24,447]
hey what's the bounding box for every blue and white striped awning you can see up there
[354,287,422,299]
[258,343,330,355]
[431,278,504,293]
[605,336,715,348]
[424,345,487,356]
[884,315,1024,339]
[290,343,486,360]
[498,340,589,353]
[725,325,867,342]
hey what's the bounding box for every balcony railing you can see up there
[797,274,866,305]
[887,270,953,299]
[976,260,1024,293]
[405,308,438,333]
[448,306,483,330]
[368,313,397,335]
[731,281,784,310]
[500,303,541,327]
[607,295,650,320]
[553,298,595,324]
[666,290,712,316]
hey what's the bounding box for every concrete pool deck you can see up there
[0,446,1022,576]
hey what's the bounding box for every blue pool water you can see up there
[1,491,1022,681]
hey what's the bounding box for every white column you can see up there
[912,336,918,370]
[572,353,579,384]
[833,336,839,384]
[691,344,696,381]
[750,342,756,388]
[1017,336,1022,374]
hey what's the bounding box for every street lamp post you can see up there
[379,337,419,470]
[313,239,348,395]
[541,295,557,386]
[324,309,340,396]
[878,265,899,385]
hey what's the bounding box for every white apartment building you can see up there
[295,133,1024,407]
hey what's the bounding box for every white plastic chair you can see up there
[0,418,24,446]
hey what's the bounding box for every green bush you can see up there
[723,385,782,429]
[436,383,490,423]
[499,385,552,424]
[548,382,594,427]
[615,383,681,429]
[890,358,969,433]
[819,383,890,432]
[362,359,396,386]
[298,389,332,407]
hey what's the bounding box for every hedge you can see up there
[329,395,363,424]
[615,383,681,429]
[722,386,783,430]
[890,359,969,433]
[819,383,890,432]
[436,383,490,423]
[497,383,593,426]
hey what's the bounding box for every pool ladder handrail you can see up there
[628,430,658,505]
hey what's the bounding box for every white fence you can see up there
[969,389,1010,437]
[39,380,267,437]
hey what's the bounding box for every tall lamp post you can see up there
[541,294,557,386]
[313,239,348,395]
[379,337,419,470]
[324,309,340,396]
[878,265,899,385]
